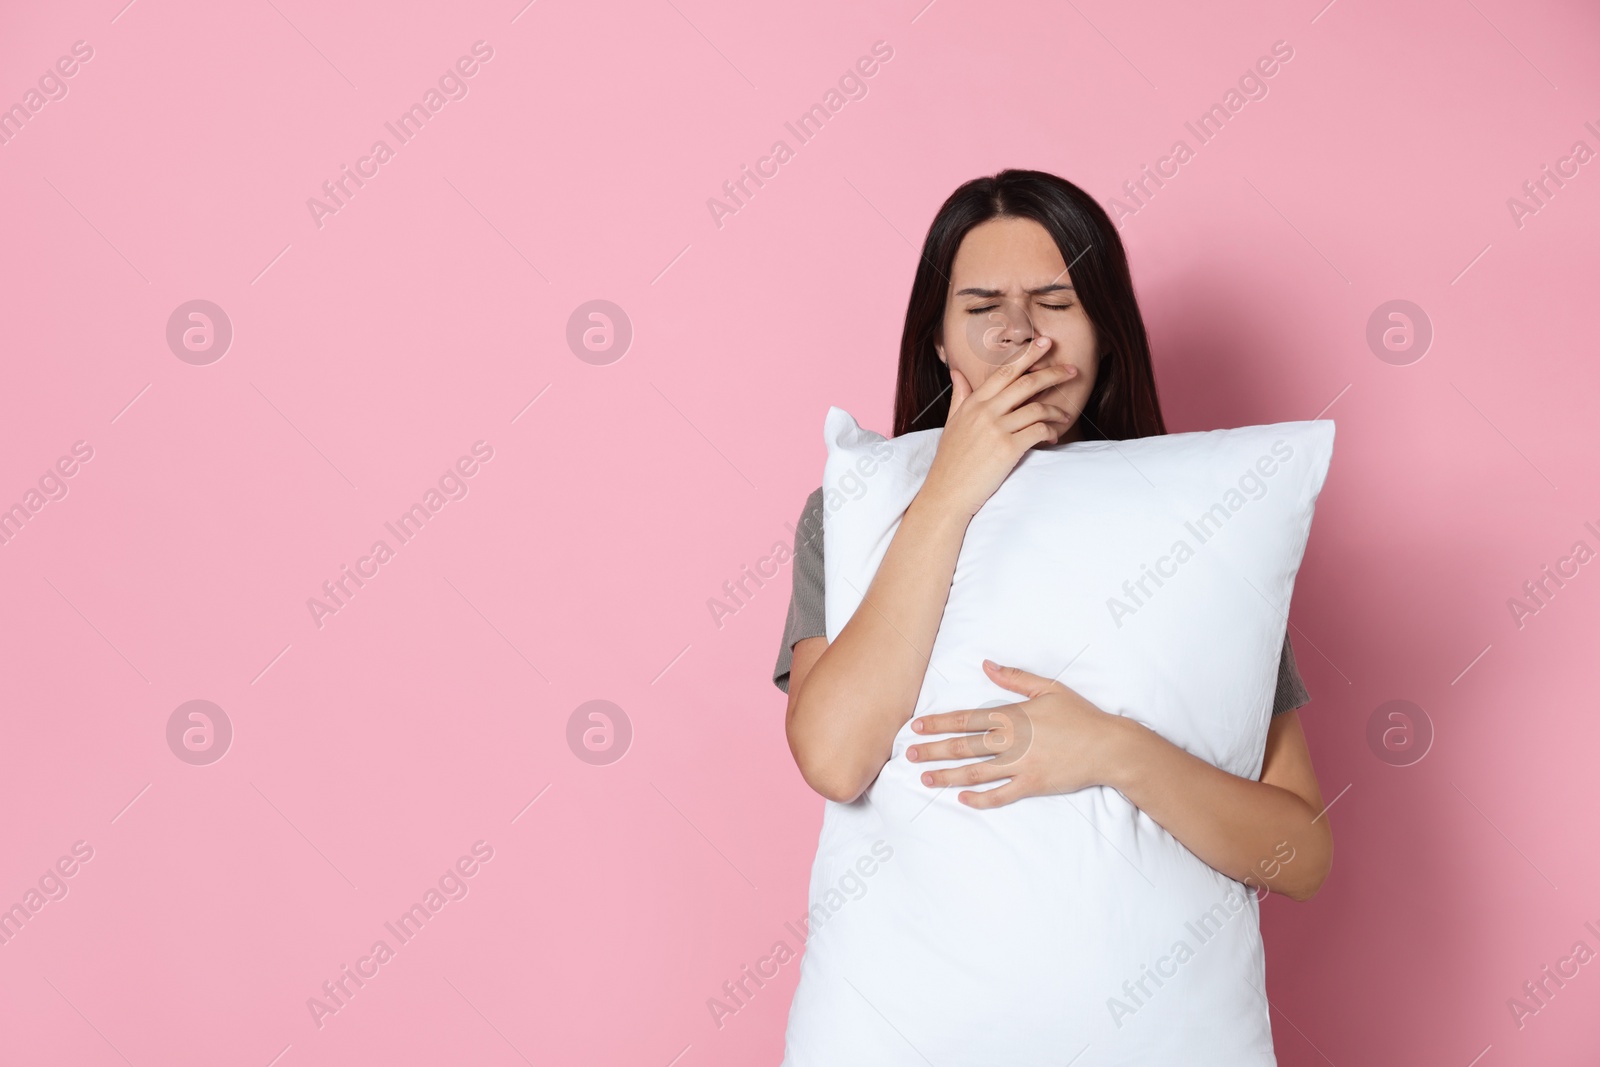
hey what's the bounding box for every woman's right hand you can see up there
[920,340,1079,519]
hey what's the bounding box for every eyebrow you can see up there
[954,283,1075,297]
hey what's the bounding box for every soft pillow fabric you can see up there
[780,407,1335,1067]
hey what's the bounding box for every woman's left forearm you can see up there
[1100,716,1332,901]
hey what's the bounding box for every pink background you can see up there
[2,0,1598,1063]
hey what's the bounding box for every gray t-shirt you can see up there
[773,487,1311,716]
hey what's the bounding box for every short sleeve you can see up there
[773,487,827,694]
[1271,631,1311,716]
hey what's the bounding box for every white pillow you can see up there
[781,406,1335,1067]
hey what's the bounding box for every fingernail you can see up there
[912,719,925,732]
[907,747,919,761]
[921,773,933,786]
[983,659,999,670]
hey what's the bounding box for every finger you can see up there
[920,758,1013,789]
[907,726,1010,763]
[995,363,1078,413]
[1031,367,1079,406]
[1016,421,1058,449]
[965,345,1033,402]
[945,366,972,422]
[998,401,1071,434]
[983,659,1061,699]
[912,709,985,734]
[959,780,1029,809]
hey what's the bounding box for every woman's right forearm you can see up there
[786,489,971,802]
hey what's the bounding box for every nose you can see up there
[966,297,1040,367]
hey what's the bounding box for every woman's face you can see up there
[935,216,1100,444]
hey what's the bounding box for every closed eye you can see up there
[967,303,1073,313]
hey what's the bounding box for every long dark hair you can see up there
[892,169,1167,441]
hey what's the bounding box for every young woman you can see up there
[771,168,1332,1053]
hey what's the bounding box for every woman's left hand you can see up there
[906,659,1132,808]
